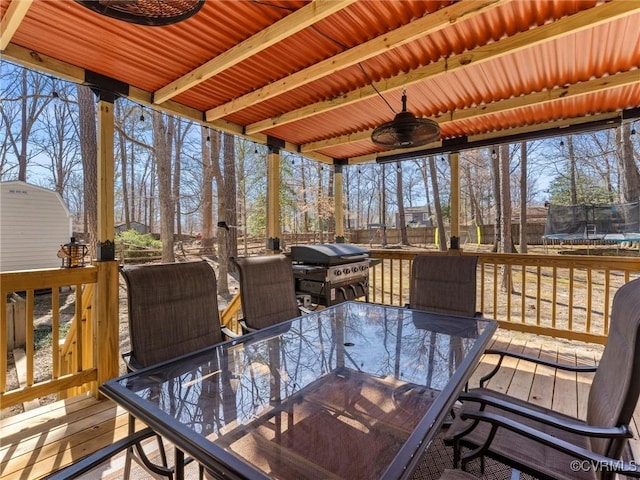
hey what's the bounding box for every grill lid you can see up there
[291,244,370,266]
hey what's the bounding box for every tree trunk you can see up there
[115,103,130,229]
[567,136,578,205]
[220,132,238,294]
[77,85,98,260]
[491,147,501,252]
[500,144,514,292]
[153,110,175,263]
[429,157,447,251]
[519,141,528,254]
[200,128,216,255]
[396,162,409,245]
[380,164,387,246]
[617,124,640,203]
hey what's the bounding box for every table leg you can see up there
[175,447,185,480]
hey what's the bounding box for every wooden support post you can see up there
[95,96,119,392]
[450,152,461,251]
[266,147,281,253]
[334,164,345,243]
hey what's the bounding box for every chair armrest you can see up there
[221,326,240,339]
[121,351,143,372]
[479,349,597,387]
[44,428,158,479]
[458,391,631,438]
[458,410,640,477]
[239,319,257,334]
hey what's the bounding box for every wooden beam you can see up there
[302,70,640,153]
[3,44,335,165]
[347,111,623,164]
[334,165,344,241]
[93,99,120,389]
[245,0,640,134]
[450,153,460,243]
[2,43,85,83]
[0,0,33,51]
[205,0,506,121]
[266,150,281,252]
[154,0,356,105]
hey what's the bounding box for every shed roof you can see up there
[2,0,638,164]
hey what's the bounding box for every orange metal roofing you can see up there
[1,0,639,163]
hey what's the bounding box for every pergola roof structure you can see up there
[1,0,639,165]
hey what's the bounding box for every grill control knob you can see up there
[335,270,341,276]
[343,268,350,274]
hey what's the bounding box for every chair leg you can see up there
[123,415,135,480]
[124,413,173,479]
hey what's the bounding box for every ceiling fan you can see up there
[371,91,440,149]
[75,0,204,26]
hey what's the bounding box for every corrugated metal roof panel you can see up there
[3,0,639,161]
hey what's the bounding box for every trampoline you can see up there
[543,201,640,249]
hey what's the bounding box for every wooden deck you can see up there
[2,330,639,479]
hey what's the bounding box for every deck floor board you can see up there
[2,330,637,479]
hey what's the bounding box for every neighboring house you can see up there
[0,181,73,271]
[396,206,433,227]
[115,221,148,234]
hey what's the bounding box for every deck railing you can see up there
[368,249,640,344]
[3,251,639,409]
[1,266,100,410]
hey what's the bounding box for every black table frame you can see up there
[100,302,497,480]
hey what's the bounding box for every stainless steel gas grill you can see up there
[290,244,374,306]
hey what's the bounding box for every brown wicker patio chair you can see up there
[445,277,640,480]
[231,254,308,332]
[409,254,480,317]
[119,260,232,479]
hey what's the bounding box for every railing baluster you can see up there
[536,266,541,326]
[52,287,60,379]
[586,269,593,333]
[26,289,34,386]
[552,267,557,329]
[492,262,498,318]
[1,293,7,393]
[603,270,611,335]
[367,250,640,345]
[75,283,83,373]
[568,267,574,332]
[520,265,526,323]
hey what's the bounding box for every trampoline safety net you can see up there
[544,202,640,241]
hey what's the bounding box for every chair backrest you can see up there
[586,277,640,458]
[409,254,479,317]
[120,260,223,368]
[231,254,301,330]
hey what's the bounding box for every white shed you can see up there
[0,181,73,272]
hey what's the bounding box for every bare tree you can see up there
[519,141,528,253]
[616,124,640,203]
[200,128,217,255]
[491,147,501,252]
[396,162,409,245]
[77,86,98,259]
[567,136,578,205]
[220,132,238,292]
[153,110,175,263]
[0,68,55,182]
[429,157,447,251]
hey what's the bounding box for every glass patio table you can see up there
[100,301,497,480]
